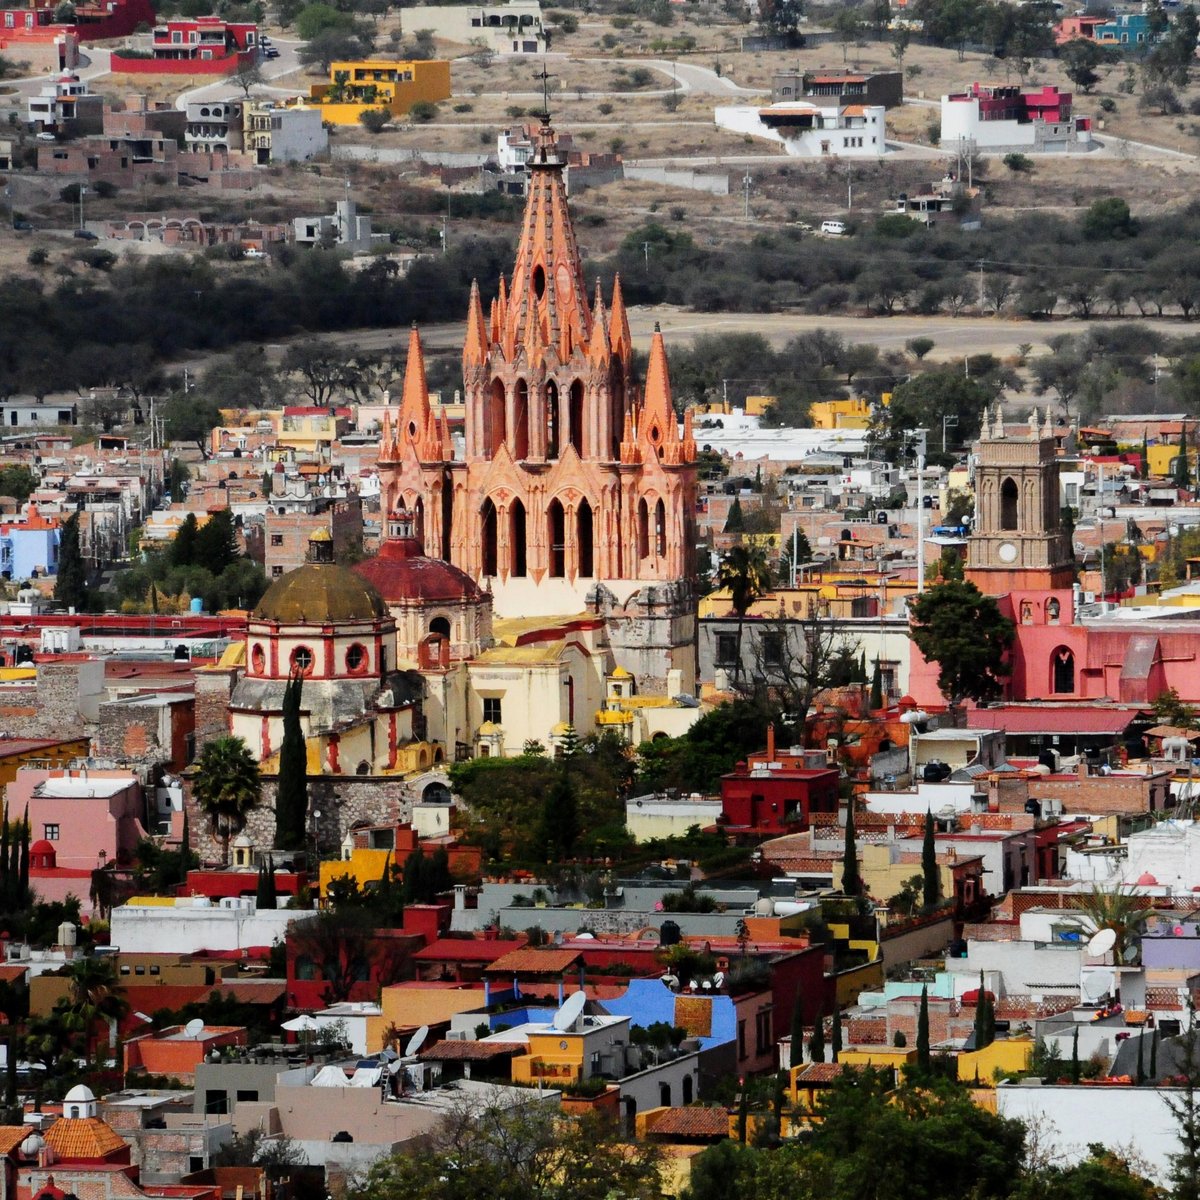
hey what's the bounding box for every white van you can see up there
[820,220,847,236]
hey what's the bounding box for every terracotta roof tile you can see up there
[44,1117,127,1160]
[794,1062,848,1083]
[484,948,583,975]
[412,938,526,964]
[419,1040,520,1062]
[0,1126,29,1155]
[650,1107,730,1139]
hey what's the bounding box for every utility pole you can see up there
[742,171,752,220]
[977,258,986,312]
[78,183,87,231]
[642,241,650,267]
[914,428,928,593]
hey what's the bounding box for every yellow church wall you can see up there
[320,847,393,896]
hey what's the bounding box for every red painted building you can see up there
[720,726,840,837]
[0,0,153,43]
[110,17,257,74]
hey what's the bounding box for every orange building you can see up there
[375,115,699,691]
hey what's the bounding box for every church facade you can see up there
[376,117,699,692]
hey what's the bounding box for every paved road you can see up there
[174,36,303,109]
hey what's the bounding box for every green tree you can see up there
[831,1008,843,1062]
[973,972,993,1050]
[809,1010,826,1063]
[195,508,239,576]
[274,673,308,852]
[1070,1026,1081,1083]
[908,579,1015,705]
[534,768,579,861]
[1078,886,1154,965]
[789,985,805,1069]
[715,545,771,690]
[1167,1016,1200,1200]
[171,513,199,568]
[872,370,995,465]
[1083,197,1138,240]
[346,1096,663,1200]
[916,985,931,1074]
[54,513,87,612]
[869,659,883,711]
[724,496,745,533]
[1060,37,1105,92]
[193,736,261,864]
[358,108,391,133]
[0,465,37,503]
[841,798,861,896]
[922,810,940,909]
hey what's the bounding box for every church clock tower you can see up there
[965,405,1076,593]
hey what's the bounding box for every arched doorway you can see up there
[510,499,527,577]
[548,500,566,578]
[1052,646,1075,694]
[1000,477,1019,530]
[481,500,498,576]
[577,499,593,578]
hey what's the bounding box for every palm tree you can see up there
[716,544,772,690]
[64,955,128,1063]
[194,735,261,865]
[1079,885,1155,965]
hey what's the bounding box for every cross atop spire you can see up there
[533,60,556,131]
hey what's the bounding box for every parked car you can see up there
[263,47,280,57]
[36,132,57,142]
[73,229,98,240]
[12,220,34,231]
[243,247,267,259]
[820,219,847,236]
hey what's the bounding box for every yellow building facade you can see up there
[310,59,452,125]
[809,397,872,430]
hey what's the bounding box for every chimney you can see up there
[766,722,776,760]
[1077,760,1089,781]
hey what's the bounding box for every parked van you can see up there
[820,220,847,236]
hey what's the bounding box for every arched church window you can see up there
[546,380,559,458]
[548,500,566,578]
[513,379,529,460]
[638,499,650,559]
[1047,597,1060,625]
[290,646,314,676]
[345,644,368,674]
[487,380,506,457]
[481,499,498,576]
[251,644,266,674]
[569,380,584,457]
[578,499,594,578]
[1000,477,1019,531]
[510,500,527,577]
[654,498,666,557]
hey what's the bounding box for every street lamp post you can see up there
[914,428,928,594]
[942,413,959,455]
[78,184,87,231]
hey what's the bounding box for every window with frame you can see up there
[755,1009,772,1056]
[43,823,59,841]
[716,632,738,667]
[761,632,784,668]
[483,696,503,724]
[290,645,314,675]
[270,533,283,546]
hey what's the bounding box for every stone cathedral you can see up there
[376,117,700,691]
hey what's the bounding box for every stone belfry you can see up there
[376,113,699,689]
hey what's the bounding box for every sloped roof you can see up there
[484,948,583,975]
[419,1040,520,1062]
[411,938,526,963]
[649,1107,729,1139]
[44,1117,127,1161]
[0,1126,29,1156]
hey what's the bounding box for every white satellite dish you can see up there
[1083,969,1115,1001]
[404,1024,429,1057]
[553,990,587,1032]
[184,1017,205,1039]
[1087,928,1117,958]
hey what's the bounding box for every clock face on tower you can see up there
[998,541,1018,564]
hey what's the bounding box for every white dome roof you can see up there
[64,1084,95,1104]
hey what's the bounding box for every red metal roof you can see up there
[966,706,1138,735]
[411,938,526,963]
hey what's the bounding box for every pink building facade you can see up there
[8,766,147,873]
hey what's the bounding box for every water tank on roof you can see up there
[1024,799,1042,817]
[190,597,204,615]
[660,920,681,947]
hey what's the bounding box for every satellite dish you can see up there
[404,1024,429,1058]
[1083,969,1115,1001]
[388,1059,404,1075]
[184,1017,205,1038]
[713,970,726,989]
[553,990,587,1032]
[1087,928,1117,958]
[1121,941,1140,964]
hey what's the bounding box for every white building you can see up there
[402,0,546,54]
[715,101,888,158]
[184,99,244,154]
[111,897,301,954]
[27,71,102,134]
[940,83,1093,152]
[294,199,374,252]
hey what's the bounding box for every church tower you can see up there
[966,405,1076,593]
[378,115,698,691]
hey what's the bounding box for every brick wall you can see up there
[96,697,195,771]
[263,501,362,579]
[0,660,93,740]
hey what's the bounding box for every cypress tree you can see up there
[973,971,991,1050]
[54,514,87,612]
[17,809,28,906]
[725,497,745,533]
[737,1088,748,1143]
[789,989,805,1070]
[916,986,931,1074]
[170,513,199,567]
[1177,427,1191,489]
[274,673,308,852]
[841,799,861,896]
[1142,429,1150,479]
[869,659,883,711]
[1,806,10,911]
[1137,1028,1146,1085]
[178,809,190,888]
[770,1072,785,1143]
[255,862,271,908]
[922,810,940,909]
[1070,1027,1081,1083]
[808,1011,826,1064]
[1151,1028,1158,1080]
[831,1008,843,1062]
[535,769,579,861]
[261,859,278,910]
